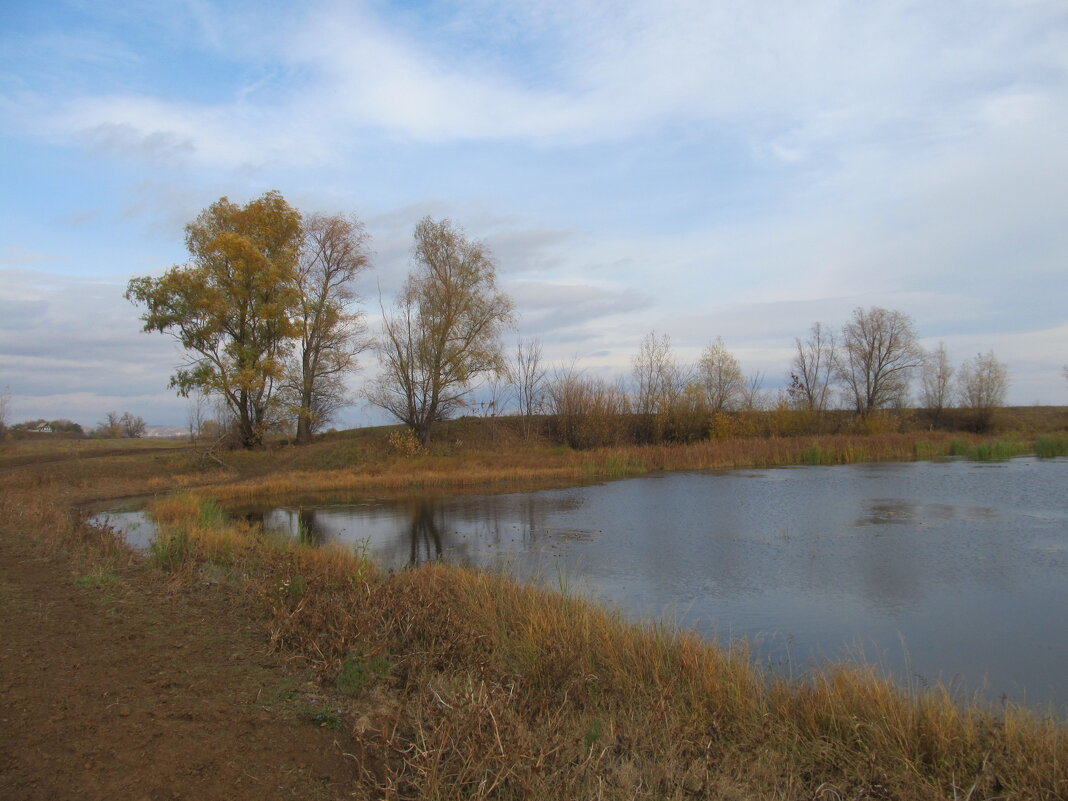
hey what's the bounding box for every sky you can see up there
[2,0,1067,429]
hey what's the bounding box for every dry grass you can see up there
[4,428,1068,799]
[128,493,1068,801]
[201,432,965,504]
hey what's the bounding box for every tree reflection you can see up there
[408,500,444,566]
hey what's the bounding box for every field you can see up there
[2,414,1067,800]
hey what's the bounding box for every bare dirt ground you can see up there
[0,528,362,801]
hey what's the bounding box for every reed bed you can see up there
[135,493,1067,801]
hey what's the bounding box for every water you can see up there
[100,458,1068,712]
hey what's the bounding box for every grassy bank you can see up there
[189,430,1059,505]
[132,492,1067,800]
[3,428,1068,799]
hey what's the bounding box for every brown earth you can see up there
[0,528,363,801]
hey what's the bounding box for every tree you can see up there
[631,331,689,415]
[287,212,371,443]
[120,412,147,438]
[920,342,954,427]
[788,322,837,412]
[508,336,547,433]
[838,306,923,415]
[95,412,123,439]
[957,350,1008,431]
[694,338,744,413]
[366,217,515,446]
[126,191,303,448]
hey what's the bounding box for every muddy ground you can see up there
[0,528,363,800]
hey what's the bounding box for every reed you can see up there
[1034,434,1068,458]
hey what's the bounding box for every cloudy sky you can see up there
[2,0,1067,428]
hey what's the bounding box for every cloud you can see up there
[0,269,177,405]
[0,246,60,266]
[14,0,1061,170]
[510,279,652,335]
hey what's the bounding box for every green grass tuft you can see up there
[337,648,391,695]
[1034,435,1068,458]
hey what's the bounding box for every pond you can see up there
[99,457,1068,712]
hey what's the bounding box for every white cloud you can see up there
[17,0,1061,167]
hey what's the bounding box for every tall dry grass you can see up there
[135,493,1067,801]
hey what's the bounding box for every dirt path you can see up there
[0,530,362,801]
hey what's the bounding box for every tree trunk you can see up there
[295,413,312,444]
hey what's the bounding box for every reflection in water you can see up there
[407,501,443,566]
[855,499,999,527]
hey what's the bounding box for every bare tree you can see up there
[920,342,954,426]
[741,371,767,411]
[695,338,745,413]
[187,389,209,442]
[508,336,547,432]
[120,412,147,438]
[838,307,923,416]
[366,217,514,446]
[288,213,371,443]
[788,322,837,412]
[631,331,689,415]
[957,350,1008,431]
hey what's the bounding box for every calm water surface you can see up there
[105,458,1068,710]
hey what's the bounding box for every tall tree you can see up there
[920,342,954,426]
[366,217,515,446]
[288,212,371,443]
[126,191,302,448]
[508,336,547,434]
[838,306,923,416]
[695,338,745,413]
[788,322,837,412]
[632,331,689,415]
[957,350,1008,431]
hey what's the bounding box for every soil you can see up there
[0,529,363,800]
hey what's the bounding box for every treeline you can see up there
[125,190,1051,451]
[477,308,1017,449]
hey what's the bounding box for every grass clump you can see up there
[336,648,391,695]
[800,444,831,465]
[1034,434,1068,458]
[73,566,119,586]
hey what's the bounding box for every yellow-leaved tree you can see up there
[126,191,302,448]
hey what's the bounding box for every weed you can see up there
[279,574,306,598]
[337,648,391,695]
[307,703,343,730]
[150,528,191,571]
[74,566,118,586]
[583,718,604,750]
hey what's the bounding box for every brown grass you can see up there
[129,493,1068,800]
[200,432,966,504]
[4,426,1068,799]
